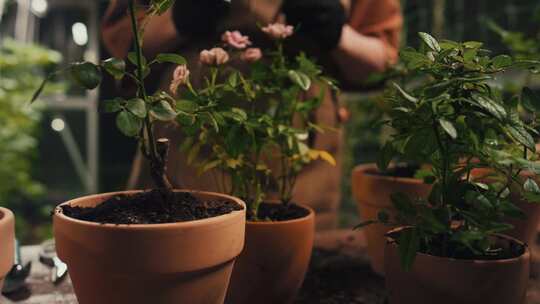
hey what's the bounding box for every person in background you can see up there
[102,0,402,230]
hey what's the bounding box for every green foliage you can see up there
[0,39,63,242]
[373,32,540,270]
[181,32,338,218]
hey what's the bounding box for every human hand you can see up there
[281,0,346,50]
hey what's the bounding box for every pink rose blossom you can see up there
[221,30,252,49]
[169,65,190,95]
[241,48,262,63]
[199,47,230,65]
[261,23,294,40]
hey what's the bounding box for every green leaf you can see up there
[116,110,142,137]
[491,55,513,69]
[30,76,50,103]
[463,41,483,49]
[392,83,418,103]
[103,98,124,113]
[288,70,311,91]
[69,62,102,89]
[506,124,535,150]
[126,98,147,118]
[150,100,177,121]
[155,53,187,65]
[150,0,175,14]
[398,228,419,271]
[439,118,457,139]
[127,52,146,66]
[377,142,394,172]
[102,58,125,80]
[418,32,441,52]
[472,94,506,120]
[522,87,540,112]
[228,72,238,87]
[524,178,540,193]
[400,48,431,68]
[198,159,221,175]
[176,99,199,113]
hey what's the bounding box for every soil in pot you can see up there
[54,190,246,304]
[248,202,309,221]
[368,163,421,178]
[60,188,243,224]
[225,201,314,304]
[385,228,530,304]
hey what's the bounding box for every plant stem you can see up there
[128,0,172,190]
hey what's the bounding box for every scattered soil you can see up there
[296,249,387,304]
[368,163,420,178]
[249,202,310,221]
[60,189,243,224]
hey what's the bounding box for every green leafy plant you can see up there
[358,32,540,270]
[32,0,194,192]
[179,25,339,219]
[1,39,62,242]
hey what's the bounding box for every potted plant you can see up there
[0,207,14,291]
[359,32,540,304]
[176,24,338,304]
[32,1,246,303]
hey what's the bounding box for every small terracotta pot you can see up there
[471,168,540,246]
[225,203,315,304]
[351,164,431,275]
[385,227,530,304]
[0,207,15,290]
[53,190,246,304]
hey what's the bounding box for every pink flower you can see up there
[261,23,294,40]
[199,48,230,65]
[241,48,262,63]
[221,30,252,49]
[169,65,190,95]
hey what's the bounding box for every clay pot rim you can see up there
[246,202,315,225]
[54,189,246,230]
[353,163,424,185]
[0,207,13,224]
[386,226,530,264]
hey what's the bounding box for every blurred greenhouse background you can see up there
[0,0,539,243]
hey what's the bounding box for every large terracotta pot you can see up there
[351,164,431,275]
[225,203,315,304]
[53,190,246,304]
[0,207,15,290]
[471,168,540,246]
[385,227,530,304]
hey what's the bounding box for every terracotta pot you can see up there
[225,203,315,304]
[471,168,540,246]
[385,227,530,304]
[351,164,431,275]
[53,190,246,304]
[0,207,15,290]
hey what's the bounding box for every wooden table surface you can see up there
[2,230,540,303]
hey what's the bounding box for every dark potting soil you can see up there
[248,202,310,221]
[389,230,526,261]
[368,163,420,178]
[60,189,243,224]
[296,249,387,304]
